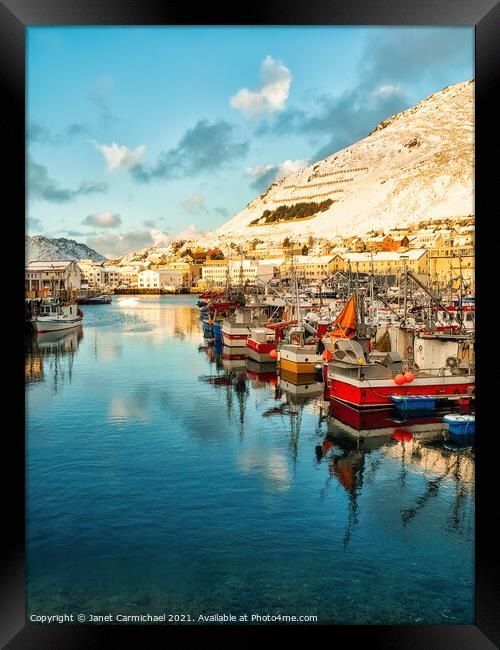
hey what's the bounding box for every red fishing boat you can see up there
[325,295,475,408]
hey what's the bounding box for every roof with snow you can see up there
[26,260,77,271]
[344,249,428,262]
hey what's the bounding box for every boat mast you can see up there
[402,264,408,328]
[292,244,302,326]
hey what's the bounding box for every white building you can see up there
[138,269,183,290]
[201,261,229,286]
[229,259,279,286]
[78,262,139,288]
[26,260,82,292]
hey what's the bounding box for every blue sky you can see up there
[27,26,473,258]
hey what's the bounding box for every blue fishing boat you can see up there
[391,395,437,412]
[213,321,223,342]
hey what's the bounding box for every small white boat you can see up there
[77,294,112,305]
[33,301,83,333]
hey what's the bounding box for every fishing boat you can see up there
[245,327,278,363]
[221,304,278,348]
[77,293,112,305]
[328,339,474,408]
[276,265,326,375]
[326,294,475,408]
[278,328,324,374]
[221,308,255,347]
[32,300,83,333]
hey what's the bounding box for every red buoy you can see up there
[393,430,413,442]
[394,374,406,385]
[404,371,414,383]
[269,349,278,360]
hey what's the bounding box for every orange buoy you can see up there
[404,371,414,383]
[269,349,278,360]
[394,374,406,385]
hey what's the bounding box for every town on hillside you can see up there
[25,216,475,297]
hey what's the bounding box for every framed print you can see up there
[2,0,499,647]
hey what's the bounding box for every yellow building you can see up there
[280,255,338,282]
[429,245,474,291]
[342,249,430,280]
[165,261,202,287]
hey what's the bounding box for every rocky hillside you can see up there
[199,79,473,247]
[26,235,107,262]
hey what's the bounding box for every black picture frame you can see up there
[3,1,499,646]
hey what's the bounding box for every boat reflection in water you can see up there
[317,399,474,545]
[25,326,83,390]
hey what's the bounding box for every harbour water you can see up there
[26,295,474,624]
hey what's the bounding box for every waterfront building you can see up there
[115,266,139,287]
[167,260,202,287]
[201,260,229,287]
[138,269,184,290]
[26,260,83,294]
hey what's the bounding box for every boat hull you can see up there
[278,344,322,374]
[328,375,475,408]
[222,330,253,347]
[33,317,83,333]
[246,338,277,364]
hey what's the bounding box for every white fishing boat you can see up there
[32,300,83,333]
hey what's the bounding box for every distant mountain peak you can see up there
[26,235,107,262]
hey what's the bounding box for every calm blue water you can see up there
[26,296,474,624]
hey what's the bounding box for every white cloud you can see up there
[372,84,405,99]
[245,163,274,179]
[93,141,146,171]
[274,159,309,179]
[86,224,205,258]
[86,230,156,258]
[245,158,308,189]
[83,211,122,228]
[230,55,292,118]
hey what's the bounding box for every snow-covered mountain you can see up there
[198,80,473,248]
[26,235,107,262]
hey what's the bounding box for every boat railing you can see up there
[411,366,475,378]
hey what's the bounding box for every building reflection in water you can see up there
[115,297,200,341]
[25,326,83,392]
